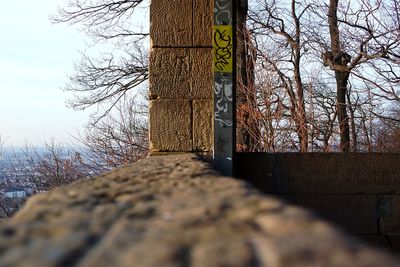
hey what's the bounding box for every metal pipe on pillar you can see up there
[212,0,237,176]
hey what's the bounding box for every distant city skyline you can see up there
[0,0,93,146]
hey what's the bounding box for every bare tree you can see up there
[307,81,339,151]
[52,0,149,122]
[253,63,298,151]
[76,96,148,172]
[64,46,148,123]
[52,0,400,153]
[237,0,262,151]
[374,119,400,152]
[9,142,93,192]
[0,140,95,218]
[246,0,400,152]
[248,0,313,151]
[50,0,150,171]
[0,198,20,218]
[312,0,400,151]
[369,100,400,151]
[324,0,351,151]
[0,136,10,218]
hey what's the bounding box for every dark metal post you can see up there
[213,0,236,176]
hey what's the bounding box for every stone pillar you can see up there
[149,0,213,153]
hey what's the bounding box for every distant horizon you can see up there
[0,144,85,154]
[0,0,93,146]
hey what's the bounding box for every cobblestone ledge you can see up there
[0,154,399,267]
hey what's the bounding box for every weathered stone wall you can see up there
[237,152,400,251]
[149,0,213,153]
[1,154,400,266]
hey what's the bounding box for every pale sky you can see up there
[0,0,92,146]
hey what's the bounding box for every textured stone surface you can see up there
[0,154,399,267]
[149,0,213,153]
[150,48,190,77]
[149,100,192,151]
[149,76,191,100]
[193,0,212,46]
[149,48,212,100]
[150,0,193,47]
[191,73,213,99]
[193,100,213,151]
[190,48,213,99]
[149,74,212,100]
[191,48,212,79]
[149,75,212,100]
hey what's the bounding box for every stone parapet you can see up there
[236,153,400,249]
[1,154,400,266]
[236,153,400,194]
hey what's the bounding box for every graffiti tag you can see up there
[213,25,233,73]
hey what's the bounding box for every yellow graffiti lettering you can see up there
[213,25,233,73]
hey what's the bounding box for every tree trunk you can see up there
[328,0,350,152]
[335,71,350,151]
[236,0,260,151]
[293,51,308,152]
[347,92,358,152]
[292,0,308,152]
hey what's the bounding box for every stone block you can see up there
[270,153,400,194]
[192,73,213,99]
[191,48,212,78]
[149,76,191,99]
[193,100,213,151]
[150,48,190,77]
[149,100,192,152]
[150,0,193,47]
[380,195,400,233]
[150,48,213,100]
[193,0,213,46]
[284,195,378,234]
[149,75,212,100]
[191,48,213,98]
